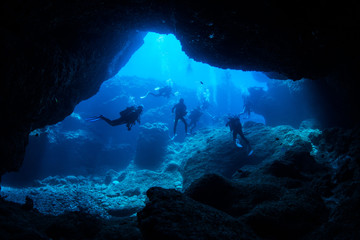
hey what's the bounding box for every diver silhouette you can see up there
[240,98,252,119]
[87,105,143,131]
[188,106,203,133]
[226,115,253,155]
[172,98,188,135]
[141,86,174,99]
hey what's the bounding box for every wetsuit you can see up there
[100,106,142,131]
[172,101,187,135]
[226,116,250,149]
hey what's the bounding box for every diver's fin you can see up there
[85,116,101,122]
[248,150,254,156]
[140,91,150,99]
[169,134,177,141]
[235,139,243,148]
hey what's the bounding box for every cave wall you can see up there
[1,0,359,176]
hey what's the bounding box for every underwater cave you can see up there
[1,1,360,240]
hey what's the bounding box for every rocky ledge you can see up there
[1,123,360,239]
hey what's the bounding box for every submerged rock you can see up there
[244,188,328,239]
[185,171,328,239]
[186,173,282,217]
[123,187,141,197]
[264,145,326,180]
[179,127,252,189]
[1,124,359,239]
[137,187,258,240]
[107,206,141,218]
[104,169,119,185]
[179,122,321,189]
[0,196,143,240]
[180,125,331,239]
[64,175,80,184]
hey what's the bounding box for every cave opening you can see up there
[1,2,359,238]
[1,32,319,218]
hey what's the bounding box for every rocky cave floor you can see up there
[1,121,360,240]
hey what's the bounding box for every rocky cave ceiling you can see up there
[1,0,359,175]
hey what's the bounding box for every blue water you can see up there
[3,32,267,186]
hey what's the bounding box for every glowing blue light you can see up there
[116,32,267,93]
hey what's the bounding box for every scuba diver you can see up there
[226,115,253,155]
[87,105,143,131]
[188,106,203,133]
[172,98,188,135]
[240,98,252,119]
[141,86,174,99]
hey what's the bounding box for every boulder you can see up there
[244,188,328,239]
[185,174,282,217]
[181,127,254,190]
[181,123,320,189]
[264,142,326,180]
[185,171,328,239]
[137,187,258,240]
[310,183,360,240]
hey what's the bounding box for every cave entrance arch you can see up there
[4,32,268,184]
[2,32,269,217]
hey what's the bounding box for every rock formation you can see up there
[1,1,360,239]
[1,0,360,176]
[180,121,321,189]
[138,124,360,240]
[1,123,360,239]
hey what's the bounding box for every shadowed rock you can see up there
[137,187,258,240]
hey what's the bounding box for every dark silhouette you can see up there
[188,106,203,133]
[240,98,252,119]
[226,115,252,154]
[172,98,188,135]
[99,105,143,131]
